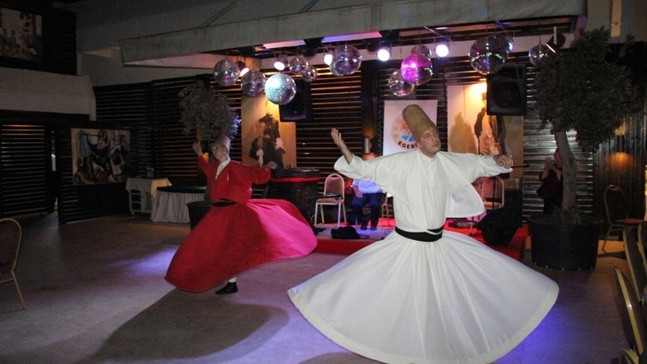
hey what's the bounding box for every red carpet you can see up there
[315,219,527,261]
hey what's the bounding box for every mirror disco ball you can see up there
[302,65,317,82]
[400,52,433,85]
[410,44,432,59]
[387,70,415,96]
[241,70,267,97]
[528,44,552,67]
[468,35,511,75]
[330,44,362,76]
[264,73,296,105]
[288,55,309,75]
[213,58,240,86]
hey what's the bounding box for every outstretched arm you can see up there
[192,141,204,157]
[331,128,354,164]
[493,154,513,168]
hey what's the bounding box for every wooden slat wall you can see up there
[593,89,647,220]
[94,83,152,177]
[0,122,49,217]
[84,59,644,225]
[294,66,364,190]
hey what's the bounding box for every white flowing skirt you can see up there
[288,230,558,364]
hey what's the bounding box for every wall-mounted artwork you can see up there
[241,95,296,174]
[71,128,131,185]
[446,83,524,185]
[0,8,42,62]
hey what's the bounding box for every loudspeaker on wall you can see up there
[279,78,313,121]
[486,65,527,116]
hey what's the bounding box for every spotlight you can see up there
[274,54,288,71]
[237,60,249,77]
[435,40,449,58]
[377,45,391,61]
[323,46,334,65]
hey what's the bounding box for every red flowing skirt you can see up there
[166,199,317,292]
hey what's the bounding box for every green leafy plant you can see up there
[533,28,638,224]
[178,81,240,142]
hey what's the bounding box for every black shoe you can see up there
[360,224,367,230]
[370,226,377,230]
[216,282,238,295]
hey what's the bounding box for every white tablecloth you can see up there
[125,178,172,213]
[125,178,172,198]
[151,187,206,224]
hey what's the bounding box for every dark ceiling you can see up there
[210,15,579,59]
[33,1,580,61]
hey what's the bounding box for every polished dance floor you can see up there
[0,213,629,363]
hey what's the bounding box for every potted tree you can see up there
[529,28,639,270]
[178,80,240,147]
[178,80,241,228]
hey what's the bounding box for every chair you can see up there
[0,218,25,309]
[623,229,647,302]
[614,267,647,357]
[380,193,393,227]
[638,224,647,270]
[619,347,640,364]
[478,176,505,210]
[604,185,644,252]
[313,173,347,227]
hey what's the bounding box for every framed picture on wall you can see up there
[0,7,42,63]
[71,128,131,185]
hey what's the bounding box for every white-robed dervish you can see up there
[288,105,559,364]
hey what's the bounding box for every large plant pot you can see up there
[186,200,211,230]
[528,215,603,271]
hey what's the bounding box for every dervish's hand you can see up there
[331,128,354,164]
[192,141,203,156]
[493,154,513,168]
[331,128,347,150]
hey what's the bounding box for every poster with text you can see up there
[383,100,437,156]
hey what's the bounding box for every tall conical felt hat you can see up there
[211,134,231,152]
[402,104,435,142]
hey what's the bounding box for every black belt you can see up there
[212,200,235,207]
[395,226,443,242]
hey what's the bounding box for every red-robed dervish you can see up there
[165,134,317,294]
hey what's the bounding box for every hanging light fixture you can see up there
[434,39,450,58]
[377,43,391,61]
[264,73,296,105]
[274,54,288,71]
[213,58,239,86]
[400,46,433,86]
[528,43,551,67]
[288,54,309,75]
[237,60,249,77]
[302,65,317,82]
[468,34,511,75]
[323,46,334,66]
[330,44,362,76]
[241,70,266,97]
[387,70,414,96]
